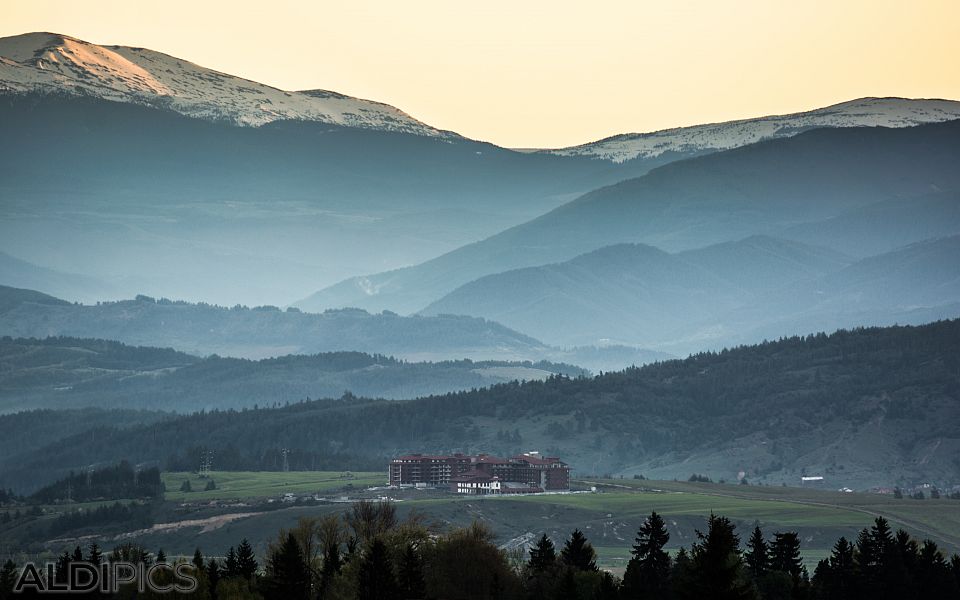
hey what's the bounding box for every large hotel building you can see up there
[389,452,570,495]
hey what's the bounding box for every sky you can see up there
[4,0,960,148]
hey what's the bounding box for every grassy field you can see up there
[162,471,387,502]
[580,478,960,553]
[45,475,958,572]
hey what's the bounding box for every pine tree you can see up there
[207,558,221,600]
[397,544,426,600]
[527,534,559,598]
[264,532,310,600]
[357,538,398,600]
[156,549,167,564]
[744,526,769,578]
[676,513,755,600]
[192,548,205,573]
[770,532,802,579]
[916,539,957,598]
[528,534,557,573]
[561,529,598,572]
[54,550,72,585]
[87,543,103,566]
[814,536,855,600]
[224,547,238,578]
[623,511,672,599]
[236,538,259,580]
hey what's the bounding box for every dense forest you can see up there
[30,461,163,504]
[0,335,585,412]
[2,502,958,599]
[1,321,957,493]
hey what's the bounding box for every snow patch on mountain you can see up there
[545,98,960,163]
[0,32,451,137]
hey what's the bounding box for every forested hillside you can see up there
[0,336,586,413]
[4,321,957,493]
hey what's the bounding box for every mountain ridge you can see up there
[299,120,960,314]
[0,32,451,136]
[543,96,960,162]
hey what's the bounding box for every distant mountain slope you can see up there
[544,97,960,162]
[422,236,854,348]
[0,251,116,303]
[0,92,628,306]
[0,286,667,371]
[301,121,960,314]
[780,191,960,257]
[0,285,547,360]
[0,32,447,135]
[729,235,960,346]
[5,321,958,492]
[0,336,586,413]
[423,235,960,353]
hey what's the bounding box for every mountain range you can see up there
[3,32,960,310]
[421,234,960,353]
[0,336,587,414]
[299,121,960,315]
[0,285,669,371]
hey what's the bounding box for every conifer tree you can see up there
[357,538,398,600]
[744,526,769,578]
[675,513,755,600]
[236,538,259,580]
[770,532,802,579]
[916,539,957,597]
[54,550,72,585]
[814,536,855,600]
[156,549,167,564]
[561,529,598,572]
[264,532,310,600]
[528,534,557,573]
[623,511,672,599]
[224,547,238,578]
[207,558,221,600]
[192,548,205,573]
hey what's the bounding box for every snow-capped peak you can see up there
[0,32,452,137]
[544,97,960,163]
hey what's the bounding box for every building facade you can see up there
[389,452,569,494]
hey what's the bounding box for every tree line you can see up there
[2,502,959,599]
[8,320,959,490]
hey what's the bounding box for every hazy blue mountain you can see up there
[5,321,957,492]
[422,236,854,348]
[0,336,587,414]
[780,191,960,257]
[0,285,667,370]
[422,234,960,354]
[0,251,118,303]
[0,285,547,360]
[724,234,960,346]
[300,121,960,315]
[0,93,639,306]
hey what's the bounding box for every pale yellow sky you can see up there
[4,0,959,148]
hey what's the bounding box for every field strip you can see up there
[578,480,960,552]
